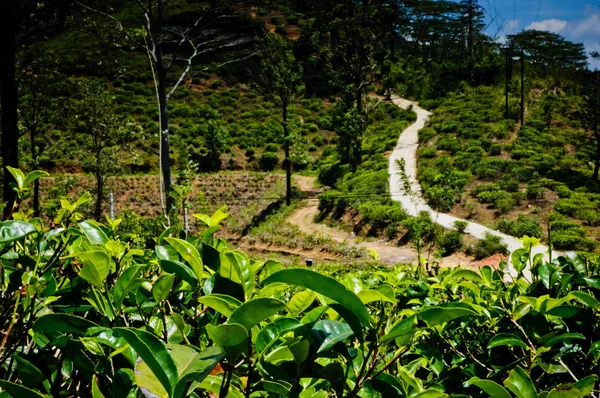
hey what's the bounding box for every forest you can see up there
[1,0,600,396]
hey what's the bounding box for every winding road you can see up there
[388,95,551,263]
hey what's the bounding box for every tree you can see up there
[77,0,257,215]
[508,30,587,73]
[72,81,137,220]
[258,33,303,206]
[582,70,600,179]
[332,101,364,167]
[0,0,20,219]
[203,120,229,171]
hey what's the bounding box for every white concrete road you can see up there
[388,95,552,267]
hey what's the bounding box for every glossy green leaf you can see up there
[488,333,528,349]
[6,166,26,191]
[450,269,482,283]
[311,320,354,353]
[171,345,223,397]
[574,375,597,396]
[263,268,370,325]
[468,377,512,398]
[256,317,303,355]
[418,303,477,327]
[547,386,581,398]
[164,237,203,282]
[14,356,50,394]
[288,290,316,315]
[91,375,105,398]
[220,250,254,301]
[567,291,599,308]
[328,303,364,343]
[566,252,587,276]
[112,265,144,310]
[159,259,197,287]
[412,390,448,398]
[544,306,582,318]
[114,327,177,397]
[0,380,46,398]
[381,315,417,343]
[198,294,242,318]
[33,314,99,346]
[79,221,109,245]
[0,221,36,243]
[543,333,585,347]
[512,248,529,273]
[206,323,248,360]
[358,289,394,304]
[206,323,248,348]
[504,366,537,398]
[77,251,111,289]
[152,273,175,302]
[228,297,286,330]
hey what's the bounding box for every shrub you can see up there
[471,233,508,260]
[454,220,468,233]
[438,230,463,256]
[265,143,279,152]
[496,215,542,238]
[259,151,279,171]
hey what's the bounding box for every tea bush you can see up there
[1,169,600,397]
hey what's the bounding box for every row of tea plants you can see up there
[1,168,600,397]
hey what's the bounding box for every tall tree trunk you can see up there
[155,0,173,212]
[157,52,173,212]
[283,105,291,206]
[0,0,19,219]
[593,129,600,180]
[30,126,40,217]
[95,171,103,220]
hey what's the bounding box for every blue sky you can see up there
[477,0,600,69]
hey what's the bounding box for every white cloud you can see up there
[505,19,521,31]
[525,19,567,33]
[566,13,600,39]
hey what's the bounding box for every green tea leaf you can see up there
[115,327,177,397]
[220,250,254,301]
[381,315,417,343]
[311,320,354,353]
[228,298,286,331]
[164,237,203,282]
[0,221,36,243]
[468,378,511,398]
[488,333,528,349]
[77,251,111,289]
[289,290,316,315]
[159,259,198,287]
[0,380,46,398]
[504,366,537,398]
[263,268,370,326]
[79,221,109,245]
[152,273,175,302]
[23,170,49,188]
[112,265,144,310]
[418,303,477,327]
[543,333,585,347]
[91,375,105,398]
[256,317,303,355]
[198,294,242,318]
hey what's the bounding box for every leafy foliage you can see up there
[2,171,600,396]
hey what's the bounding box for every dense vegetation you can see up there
[2,0,600,394]
[2,172,600,397]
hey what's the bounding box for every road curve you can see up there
[388,95,551,265]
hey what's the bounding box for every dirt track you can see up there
[287,175,473,267]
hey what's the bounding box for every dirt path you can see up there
[288,175,472,267]
[388,95,554,273]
